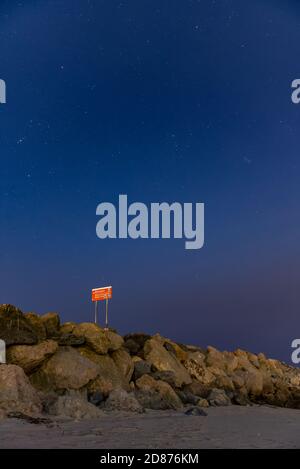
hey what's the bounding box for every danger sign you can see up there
[92,286,112,302]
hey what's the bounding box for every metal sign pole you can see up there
[105,297,108,330]
[92,286,112,328]
[94,300,98,324]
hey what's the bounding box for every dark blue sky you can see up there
[0,0,299,363]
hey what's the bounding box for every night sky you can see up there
[0,0,299,363]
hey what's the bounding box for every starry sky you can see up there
[0,0,299,363]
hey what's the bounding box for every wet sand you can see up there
[0,405,299,449]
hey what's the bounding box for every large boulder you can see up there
[207,388,231,406]
[30,346,99,392]
[176,390,200,405]
[243,369,264,396]
[103,388,143,413]
[234,349,254,369]
[133,359,152,381]
[270,381,292,407]
[143,336,192,388]
[41,313,60,338]
[73,323,123,354]
[56,322,85,346]
[0,305,37,345]
[214,374,235,391]
[230,350,265,397]
[124,333,151,356]
[206,346,238,374]
[57,334,85,346]
[151,370,178,388]
[47,322,85,346]
[135,374,183,410]
[59,322,76,334]
[183,381,211,399]
[183,356,216,386]
[111,348,134,383]
[79,347,127,396]
[24,313,47,342]
[163,339,189,363]
[231,371,246,390]
[287,368,300,388]
[0,364,42,415]
[47,395,104,419]
[6,340,58,374]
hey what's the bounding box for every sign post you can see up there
[92,286,112,329]
[105,297,108,329]
[94,300,98,325]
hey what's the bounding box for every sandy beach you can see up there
[0,405,299,449]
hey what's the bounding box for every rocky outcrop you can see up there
[1,305,300,420]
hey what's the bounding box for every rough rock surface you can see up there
[6,340,58,374]
[57,334,85,346]
[30,346,99,392]
[207,388,231,407]
[103,388,143,413]
[185,407,207,416]
[133,359,152,381]
[0,365,42,415]
[111,348,134,383]
[47,395,104,419]
[0,305,37,345]
[135,374,183,410]
[24,313,47,342]
[143,336,192,387]
[124,333,151,356]
[41,313,60,339]
[73,323,123,354]
[79,347,127,396]
[59,322,76,335]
